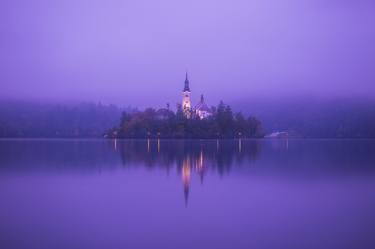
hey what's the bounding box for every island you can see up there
[107,73,263,139]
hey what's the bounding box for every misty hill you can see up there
[233,97,375,138]
[0,101,130,138]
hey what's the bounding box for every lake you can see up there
[0,139,375,249]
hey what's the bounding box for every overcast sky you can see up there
[1,0,374,108]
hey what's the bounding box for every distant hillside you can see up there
[0,101,131,138]
[233,97,375,138]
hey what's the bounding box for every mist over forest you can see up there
[233,97,375,138]
[0,101,129,138]
[1,97,374,138]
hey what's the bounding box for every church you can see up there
[181,73,212,119]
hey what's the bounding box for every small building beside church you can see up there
[181,73,212,119]
[195,95,212,119]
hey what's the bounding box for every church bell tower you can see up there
[182,72,191,118]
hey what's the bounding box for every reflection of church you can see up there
[181,150,206,206]
[114,139,261,206]
[182,73,212,119]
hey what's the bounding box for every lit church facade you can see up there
[182,73,212,119]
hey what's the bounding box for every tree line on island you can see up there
[107,101,264,139]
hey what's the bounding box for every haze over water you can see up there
[1,139,375,249]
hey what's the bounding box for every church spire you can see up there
[183,71,190,92]
[182,72,192,118]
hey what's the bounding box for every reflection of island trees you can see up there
[115,139,261,205]
[116,139,261,174]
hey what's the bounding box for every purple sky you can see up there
[1,0,375,108]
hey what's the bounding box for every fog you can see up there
[1,0,375,108]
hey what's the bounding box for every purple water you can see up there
[0,139,375,249]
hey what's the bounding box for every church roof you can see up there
[195,94,211,112]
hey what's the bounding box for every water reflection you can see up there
[1,139,375,249]
[2,139,375,176]
[116,139,260,172]
[115,139,261,205]
[108,139,375,205]
[1,139,375,206]
[182,157,191,206]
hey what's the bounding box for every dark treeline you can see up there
[108,101,264,139]
[235,97,375,138]
[1,98,375,138]
[0,100,129,138]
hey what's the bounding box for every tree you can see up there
[111,102,264,139]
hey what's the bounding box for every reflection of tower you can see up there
[196,150,205,184]
[182,157,191,206]
[182,72,191,118]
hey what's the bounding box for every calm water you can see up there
[0,139,375,249]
